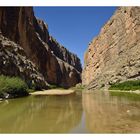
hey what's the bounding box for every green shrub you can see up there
[0,75,28,98]
[70,84,85,91]
[109,80,140,91]
[25,80,41,91]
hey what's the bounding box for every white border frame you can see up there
[0,0,140,6]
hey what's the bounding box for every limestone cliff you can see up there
[82,7,140,89]
[0,7,82,88]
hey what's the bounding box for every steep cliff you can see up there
[0,33,48,89]
[82,7,140,89]
[0,7,82,88]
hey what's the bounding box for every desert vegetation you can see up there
[0,75,28,99]
[109,80,140,91]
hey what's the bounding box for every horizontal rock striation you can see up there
[0,7,82,88]
[82,7,140,89]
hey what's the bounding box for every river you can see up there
[0,90,140,133]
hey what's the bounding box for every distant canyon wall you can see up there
[82,7,140,89]
[0,7,82,88]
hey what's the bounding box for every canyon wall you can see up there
[0,34,48,89]
[82,7,140,89]
[0,7,82,88]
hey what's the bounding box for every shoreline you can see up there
[30,89,75,96]
[83,88,140,94]
[107,89,140,94]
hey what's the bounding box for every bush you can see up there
[28,80,41,91]
[109,80,140,91]
[0,75,28,98]
[70,83,85,90]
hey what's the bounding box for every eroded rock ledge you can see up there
[82,7,140,89]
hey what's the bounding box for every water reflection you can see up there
[0,94,82,133]
[82,90,140,133]
[1,90,140,133]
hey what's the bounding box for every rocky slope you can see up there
[0,7,82,88]
[82,7,140,89]
[0,33,48,89]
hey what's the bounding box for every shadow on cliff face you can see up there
[0,93,83,133]
[0,7,82,88]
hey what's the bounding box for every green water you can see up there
[1,90,140,133]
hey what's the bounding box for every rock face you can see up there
[0,7,82,88]
[82,7,140,89]
[0,34,48,89]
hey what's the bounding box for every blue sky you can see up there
[34,7,117,66]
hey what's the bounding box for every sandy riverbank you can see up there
[30,89,75,96]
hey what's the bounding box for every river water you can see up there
[0,90,140,133]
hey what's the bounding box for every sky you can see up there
[34,7,117,66]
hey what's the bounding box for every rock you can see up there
[75,83,83,88]
[0,7,82,88]
[0,93,10,99]
[48,36,82,72]
[0,34,49,89]
[0,91,28,100]
[82,7,140,89]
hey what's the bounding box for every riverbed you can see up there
[0,90,140,133]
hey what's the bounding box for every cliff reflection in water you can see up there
[0,93,82,133]
[82,90,140,133]
[1,90,140,133]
